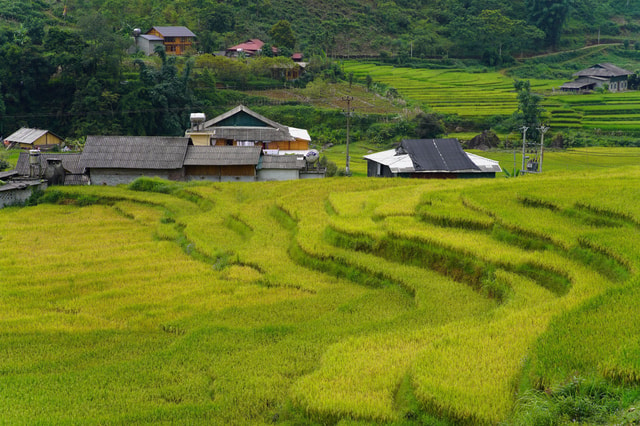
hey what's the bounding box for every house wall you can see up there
[0,182,47,209]
[185,165,256,182]
[267,140,309,150]
[367,160,394,177]
[257,169,299,181]
[138,38,163,55]
[189,134,211,146]
[89,169,181,186]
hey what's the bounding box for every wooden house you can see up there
[364,139,501,179]
[144,26,196,55]
[183,146,262,182]
[4,128,63,150]
[186,105,311,155]
[225,39,273,57]
[561,63,632,93]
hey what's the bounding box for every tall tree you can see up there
[526,0,570,47]
[513,79,544,141]
[269,20,296,49]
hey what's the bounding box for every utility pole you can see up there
[520,126,529,173]
[342,96,354,176]
[538,125,549,173]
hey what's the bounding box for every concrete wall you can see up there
[89,169,175,186]
[187,175,257,183]
[0,182,47,209]
[257,169,299,181]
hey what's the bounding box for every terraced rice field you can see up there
[547,91,640,131]
[2,169,640,424]
[342,61,565,117]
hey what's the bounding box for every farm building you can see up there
[80,136,190,185]
[14,151,87,185]
[364,138,501,179]
[79,131,323,185]
[560,63,632,92]
[186,105,312,155]
[182,146,262,182]
[4,128,63,150]
[143,26,196,55]
[225,39,273,57]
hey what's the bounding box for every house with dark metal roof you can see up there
[364,138,501,179]
[561,63,632,92]
[144,26,196,55]
[4,128,63,150]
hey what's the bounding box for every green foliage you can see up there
[269,19,296,50]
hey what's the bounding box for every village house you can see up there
[560,63,632,93]
[186,105,311,155]
[140,26,196,55]
[225,39,273,57]
[364,138,501,179]
[3,128,63,150]
[73,105,323,185]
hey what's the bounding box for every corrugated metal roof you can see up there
[465,152,502,173]
[363,149,415,173]
[5,128,49,144]
[81,136,189,169]
[401,139,480,172]
[289,127,311,141]
[150,26,196,38]
[364,140,498,174]
[15,152,84,175]
[574,63,632,78]
[183,146,262,166]
[140,34,164,41]
[260,155,306,170]
[560,77,597,89]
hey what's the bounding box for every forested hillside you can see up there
[2,0,640,143]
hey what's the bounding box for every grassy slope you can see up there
[2,162,640,423]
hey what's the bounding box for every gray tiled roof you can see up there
[260,155,306,170]
[210,127,295,142]
[151,26,196,38]
[81,136,189,169]
[183,146,262,166]
[574,63,632,78]
[15,152,84,175]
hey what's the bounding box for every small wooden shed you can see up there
[4,128,63,150]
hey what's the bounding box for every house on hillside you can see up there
[142,26,196,55]
[186,105,312,155]
[225,39,274,57]
[4,128,63,150]
[560,63,632,93]
[364,138,501,179]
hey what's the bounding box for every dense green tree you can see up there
[513,79,544,141]
[414,112,445,139]
[526,0,570,47]
[269,19,295,49]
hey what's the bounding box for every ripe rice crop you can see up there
[2,169,640,424]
